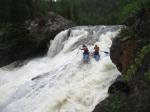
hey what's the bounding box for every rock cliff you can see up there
[93,7,150,112]
[0,12,73,67]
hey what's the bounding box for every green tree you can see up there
[51,0,150,25]
[0,0,49,24]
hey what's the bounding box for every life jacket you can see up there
[83,47,89,54]
[94,46,99,52]
[94,46,99,55]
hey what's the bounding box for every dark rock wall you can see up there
[93,8,150,112]
[110,37,136,73]
[0,12,73,67]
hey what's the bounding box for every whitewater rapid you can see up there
[0,26,121,112]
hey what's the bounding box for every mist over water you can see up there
[0,26,121,112]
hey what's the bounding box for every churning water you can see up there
[0,26,121,112]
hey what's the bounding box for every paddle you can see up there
[100,51,109,54]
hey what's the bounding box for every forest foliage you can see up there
[51,0,150,25]
[0,0,149,25]
[0,0,49,24]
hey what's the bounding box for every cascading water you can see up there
[0,26,121,112]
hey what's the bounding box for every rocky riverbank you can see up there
[0,12,73,67]
[93,7,150,112]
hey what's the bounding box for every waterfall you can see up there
[0,26,121,112]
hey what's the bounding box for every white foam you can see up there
[0,26,121,112]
